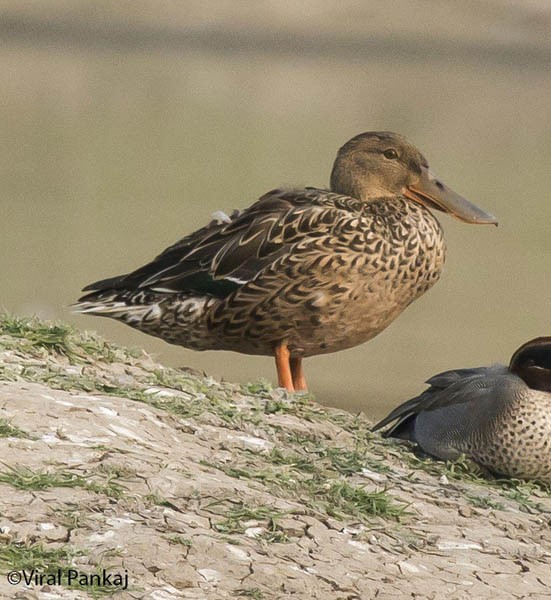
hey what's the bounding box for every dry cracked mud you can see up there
[0,315,550,599]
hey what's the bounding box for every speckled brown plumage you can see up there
[74,132,496,391]
[373,337,551,482]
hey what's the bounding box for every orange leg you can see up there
[274,341,294,391]
[290,356,308,391]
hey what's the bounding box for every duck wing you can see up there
[80,188,360,301]
[372,365,513,440]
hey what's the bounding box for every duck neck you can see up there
[330,161,393,201]
[330,161,365,199]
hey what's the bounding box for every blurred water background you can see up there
[1,1,550,417]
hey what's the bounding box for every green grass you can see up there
[394,449,487,483]
[0,465,125,498]
[0,540,83,573]
[388,446,551,512]
[241,380,273,396]
[466,494,505,510]
[0,541,122,597]
[314,444,391,475]
[0,315,76,358]
[222,439,403,522]
[1,311,548,528]
[51,508,87,532]
[0,313,140,364]
[144,493,179,509]
[167,535,193,548]
[267,448,318,473]
[265,444,390,476]
[0,314,376,444]
[501,483,548,513]
[0,313,254,426]
[0,418,29,439]
[312,479,406,520]
[0,365,18,382]
[233,588,264,599]
[263,394,316,417]
[208,459,406,523]
[212,502,290,542]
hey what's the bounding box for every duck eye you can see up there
[383,149,398,160]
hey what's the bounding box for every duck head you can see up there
[330,131,497,225]
[509,337,551,392]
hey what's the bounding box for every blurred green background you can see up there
[1,1,550,417]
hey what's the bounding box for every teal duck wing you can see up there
[371,366,492,440]
[372,365,516,455]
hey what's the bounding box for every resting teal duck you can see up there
[74,132,496,391]
[373,337,551,482]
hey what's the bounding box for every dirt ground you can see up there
[0,317,550,599]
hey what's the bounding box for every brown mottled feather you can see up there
[74,131,495,387]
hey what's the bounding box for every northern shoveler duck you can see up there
[74,132,496,391]
[373,337,551,482]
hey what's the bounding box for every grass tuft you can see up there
[209,459,406,523]
[0,465,125,498]
[311,479,406,520]
[210,501,291,543]
[466,494,505,510]
[0,315,75,357]
[167,535,193,547]
[233,588,264,600]
[0,540,83,573]
[0,418,29,439]
[0,312,140,364]
[0,541,121,597]
[233,588,264,599]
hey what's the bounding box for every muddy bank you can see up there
[0,316,550,599]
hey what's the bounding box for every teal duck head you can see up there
[509,336,551,392]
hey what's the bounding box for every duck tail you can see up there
[371,394,425,440]
[71,289,163,323]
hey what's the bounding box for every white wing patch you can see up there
[211,210,233,224]
[223,275,249,285]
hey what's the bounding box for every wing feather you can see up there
[80,188,361,300]
[372,365,508,437]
